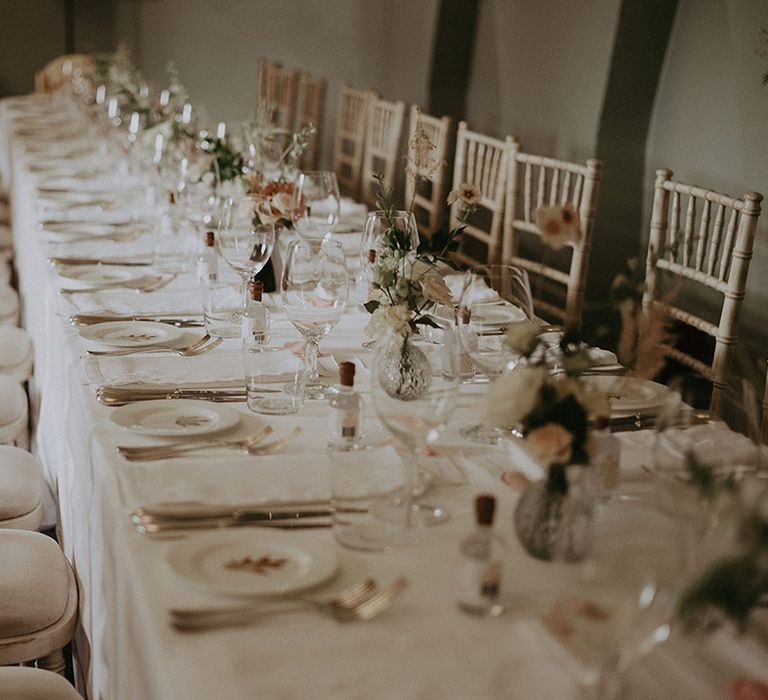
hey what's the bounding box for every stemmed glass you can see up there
[457,264,535,443]
[281,239,348,400]
[370,335,460,527]
[359,210,419,284]
[548,492,683,699]
[178,147,222,232]
[217,195,276,308]
[292,171,340,239]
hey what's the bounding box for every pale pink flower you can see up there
[536,203,582,249]
[420,273,454,306]
[447,182,481,209]
[526,423,574,467]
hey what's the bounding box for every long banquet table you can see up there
[2,93,767,700]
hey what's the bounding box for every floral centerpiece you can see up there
[362,162,480,398]
[241,122,316,227]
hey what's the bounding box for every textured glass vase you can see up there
[376,334,432,401]
[513,464,595,562]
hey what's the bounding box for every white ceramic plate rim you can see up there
[586,375,669,414]
[59,265,145,286]
[109,399,240,437]
[79,321,184,348]
[166,530,339,597]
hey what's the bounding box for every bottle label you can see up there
[457,559,501,610]
[242,317,266,345]
[340,409,357,439]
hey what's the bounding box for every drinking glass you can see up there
[200,270,242,338]
[178,148,222,231]
[217,195,276,308]
[548,492,683,699]
[457,264,535,443]
[245,346,307,415]
[281,239,348,400]
[370,334,459,527]
[292,171,340,239]
[359,210,419,282]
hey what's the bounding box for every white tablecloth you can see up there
[2,94,765,700]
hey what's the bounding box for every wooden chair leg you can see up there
[37,648,66,675]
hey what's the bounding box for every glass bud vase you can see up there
[513,464,596,562]
[376,333,432,401]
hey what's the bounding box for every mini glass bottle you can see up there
[457,494,505,616]
[242,279,270,349]
[328,361,362,447]
[196,230,218,283]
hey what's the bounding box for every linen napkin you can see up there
[443,272,500,305]
[66,287,204,315]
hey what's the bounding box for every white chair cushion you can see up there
[0,326,33,380]
[0,445,42,521]
[0,377,25,422]
[0,666,82,698]
[0,258,10,286]
[0,530,70,638]
[0,285,19,325]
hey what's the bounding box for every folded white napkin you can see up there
[443,272,500,305]
[68,287,204,315]
[587,348,618,366]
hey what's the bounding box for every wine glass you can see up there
[217,195,276,308]
[281,239,348,400]
[292,171,340,239]
[359,210,419,284]
[456,264,535,443]
[370,333,460,527]
[178,148,222,231]
[549,491,683,699]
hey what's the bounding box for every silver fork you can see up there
[59,274,177,295]
[87,335,222,358]
[135,426,301,461]
[169,577,407,632]
[118,425,274,460]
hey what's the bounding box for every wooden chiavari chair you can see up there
[642,169,763,414]
[404,106,452,238]
[295,72,326,170]
[332,84,372,200]
[449,122,511,268]
[257,59,299,131]
[34,54,93,94]
[502,141,602,328]
[360,96,405,208]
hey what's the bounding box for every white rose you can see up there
[483,365,546,428]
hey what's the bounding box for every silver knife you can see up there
[133,505,333,523]
[134,518,333,535]
[51,257,153,267]
[70,314,204,327]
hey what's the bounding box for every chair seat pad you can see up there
[0,666,82,698]
[0,445,42,520]
[0,285,19,321]
[0,378,25,426]
[0,326,33,377]
[0,530,71,638]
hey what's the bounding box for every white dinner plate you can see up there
[166,530,339,597]
[79,321,183,348]
[584,375,670,415]
[109,399,240,437]
[40,221,135,237]
[59,265,146,287]
[434,301,526,328]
